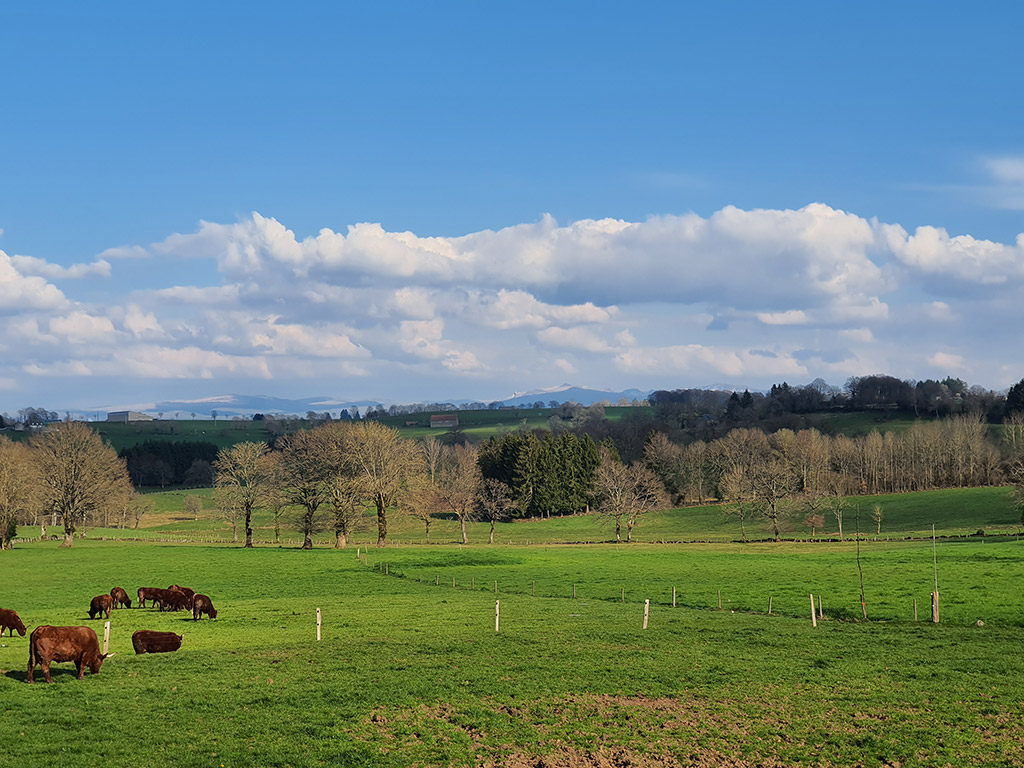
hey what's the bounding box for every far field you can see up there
[5,406,985,457]
[39,485,1019,548]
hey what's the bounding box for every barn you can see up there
[106,411,155,423]
[429,414,459,429]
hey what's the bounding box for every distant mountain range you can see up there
[105,395,381,419]
[497,384,651,407]
[91,385,655,418]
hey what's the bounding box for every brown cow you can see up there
[0,608,27,637]
[158,590,189,612]
[192,594,217,621]
[27,625,106,683]
[168,584,196,602]
[110,587,132,609]
[137,587,163,608]
[131,630,183,654]
[89,594,113,620]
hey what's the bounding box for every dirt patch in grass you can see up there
[359,690,1024,766]
[492,745,780,767]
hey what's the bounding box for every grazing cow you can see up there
[158,590,189,612]
[0,608,27,637]
[110,587,132,609]
[27,625,105,683]
[192,594,217,621]
[131,630,183,654]
[137,587,163,608]
[168,584,196,602]
[89,594,113,620]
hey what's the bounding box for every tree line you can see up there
[3,384,1024,550]
[211,422,662,548]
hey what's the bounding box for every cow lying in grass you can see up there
[131,630,183,654]
[27,625,107,683]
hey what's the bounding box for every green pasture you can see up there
[3,539,1024,767]
[92,419,272,452]
[40,485,1019,547]
[816,410,919,436]
[378,405,653,441]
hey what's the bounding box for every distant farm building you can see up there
[429,414,459,429]
[106,411,154,423]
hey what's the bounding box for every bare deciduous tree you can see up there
[436,444,481,545]
[337,421,422,548]
[326,474,364,549]
[214,441,275,548]
[30,422,132,548]
[0,437,37,550]
[720,466,754,542]
[184,495,202,522]
[596,449,665,543]
[401,474,442,544]
[871,504,883,536]
[275,429,333,550]
[749,457,795,542]
[477,478,516,545]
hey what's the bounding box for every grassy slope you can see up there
[3,539,1024,767]
[93,419,272,452]
[46,485,1018,547]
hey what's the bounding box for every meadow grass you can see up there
[92,419,272,452]
[3,537,1024,767]
[45,485,1019,549]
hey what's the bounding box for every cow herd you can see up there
[1,583,218,684]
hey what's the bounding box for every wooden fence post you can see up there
[931,591,940,623]
[621,587,625,603]
[718,590,722,609]
[810,594,817,628]
[316,608,322,641]
[768,596,773,615]
[495,600,500,633]
[914,599,918,621]
[532,580,535,596]
[672,586,676,608]
[643,599,650,630]
[103,621,111,655]
[573,583,576,599]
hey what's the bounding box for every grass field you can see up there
[3,537,1024,767]
[46,485,1019,548]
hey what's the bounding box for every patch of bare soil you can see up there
[493,746,676,768]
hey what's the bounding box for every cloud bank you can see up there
[2,202,1023,407]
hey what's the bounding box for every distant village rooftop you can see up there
[429,414,459,429]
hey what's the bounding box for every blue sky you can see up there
[1,2,1023,411]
